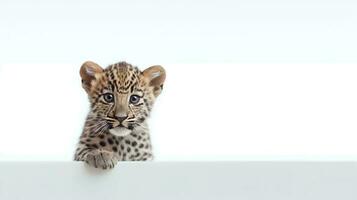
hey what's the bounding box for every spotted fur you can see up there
[74,61,165,169]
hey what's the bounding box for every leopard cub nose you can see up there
[116,115,128,123]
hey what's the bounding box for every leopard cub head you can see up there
[80,61,165,137]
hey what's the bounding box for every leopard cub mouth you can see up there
[109,126,131,137]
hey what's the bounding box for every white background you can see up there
[0,0,357,161]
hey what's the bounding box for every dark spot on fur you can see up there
[99,141,106,147]
[108,138,114,145]
[128,124,134,130]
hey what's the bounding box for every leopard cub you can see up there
[74,61,165,169]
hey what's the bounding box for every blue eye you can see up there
[103,93,114,103]
[129,95,140,104]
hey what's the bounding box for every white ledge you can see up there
[0,161,357,200]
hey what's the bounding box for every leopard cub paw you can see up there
[85,149,119,170]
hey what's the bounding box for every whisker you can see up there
[134,122,147,129]
[104,117,116,122]
[87,118,110,137]
[94,122,109,136]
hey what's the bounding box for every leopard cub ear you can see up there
[143,65,166,97]
[80,61,103,93]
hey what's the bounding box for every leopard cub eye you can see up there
[129,95,140,104]
[103,93,114,103]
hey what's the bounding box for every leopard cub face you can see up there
[80,61,165,137]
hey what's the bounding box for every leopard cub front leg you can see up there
[74,135,120,169]
[85,149,119,169]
